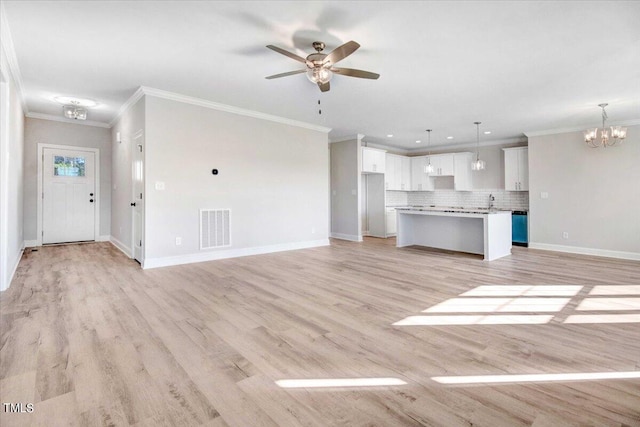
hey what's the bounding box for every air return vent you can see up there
[200,209,231,250]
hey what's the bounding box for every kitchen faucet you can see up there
[489,194,495,210]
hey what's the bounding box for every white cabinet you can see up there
[429,154,455,176]
[362,147,386,174]
[453,152,474,191]
[411,156,434,191]
[385,154,411,190]
[400,156,411,191]
[503,147,528,191]
[385,153,397,189]
[386,208,397,235]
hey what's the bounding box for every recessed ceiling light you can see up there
[415,140,421,143]
[484,131,492,135]
[54,96,97,108]
[386,134,394,138]
[446,136,454,140]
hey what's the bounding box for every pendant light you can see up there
[425,129,434,174]
[471,121,485,171]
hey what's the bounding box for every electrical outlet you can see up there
[562,232,569,239]
[175,237,182,246]
[311,227,316,234]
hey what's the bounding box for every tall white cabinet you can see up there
[503,147,529,191]
[385,154,411,191]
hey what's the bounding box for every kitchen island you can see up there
[396,207,512,261]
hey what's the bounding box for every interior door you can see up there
[132,132,144,263]
[42,148,95,244]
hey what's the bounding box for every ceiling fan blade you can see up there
[331,67,380,80]
[266,45,311,66]
[318,81,330,92]
[323,41,360,66]
[265,69,306,79]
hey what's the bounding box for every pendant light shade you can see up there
[425,129,434,174]
[472,121,485,171]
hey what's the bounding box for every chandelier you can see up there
[584,103,627,148]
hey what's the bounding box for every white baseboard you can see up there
[529,242,640,261]
[330,233,363,242]
[109,236,132,258]
[1,244,25,292]
[96,235,110,242]
[24,240,38,247]
[143,239,330,269]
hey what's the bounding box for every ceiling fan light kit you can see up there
[584,103,627,148]
[265,40,379,92]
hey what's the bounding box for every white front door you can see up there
[132,132,144,263]
[42,148,96,244]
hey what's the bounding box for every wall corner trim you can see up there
[109,86,145,127]
[135,86,332,133]
[143,239,330,269]
[529,242,640,261]
[0,3,28,114]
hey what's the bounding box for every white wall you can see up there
[330,137,362,241]
[0,46,25,291]
[529,125,640,259]
[23,118,112,242]
[110,96,145,256]
[143,95,329,267]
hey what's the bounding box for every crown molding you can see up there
[0,3,28,113]
[109,86,145,127]
[330,133,365,144]
[524,119,640,138]
[26,112,111,129]
[369,136,527,153]
[132,86,331,133]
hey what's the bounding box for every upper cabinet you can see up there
[503,147,529,191]
[429,154,455,176]
[453,152,474,191]
[410,156,435,191]
[385,153,411,190]
[362,147,386,174]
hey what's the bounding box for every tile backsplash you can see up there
[387,190,529,210]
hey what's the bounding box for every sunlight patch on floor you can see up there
[432,371,640,385]
[275,378,407,388]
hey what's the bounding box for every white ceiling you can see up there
[3,1,640,149]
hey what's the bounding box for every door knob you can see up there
[131,202,136,207]
[89,199,94,203]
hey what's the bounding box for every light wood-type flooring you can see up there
[1,238,639,426]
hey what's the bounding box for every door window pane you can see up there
[54,156,85,176]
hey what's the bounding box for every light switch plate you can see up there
[155,181,165,191]
[541,192,549,199]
